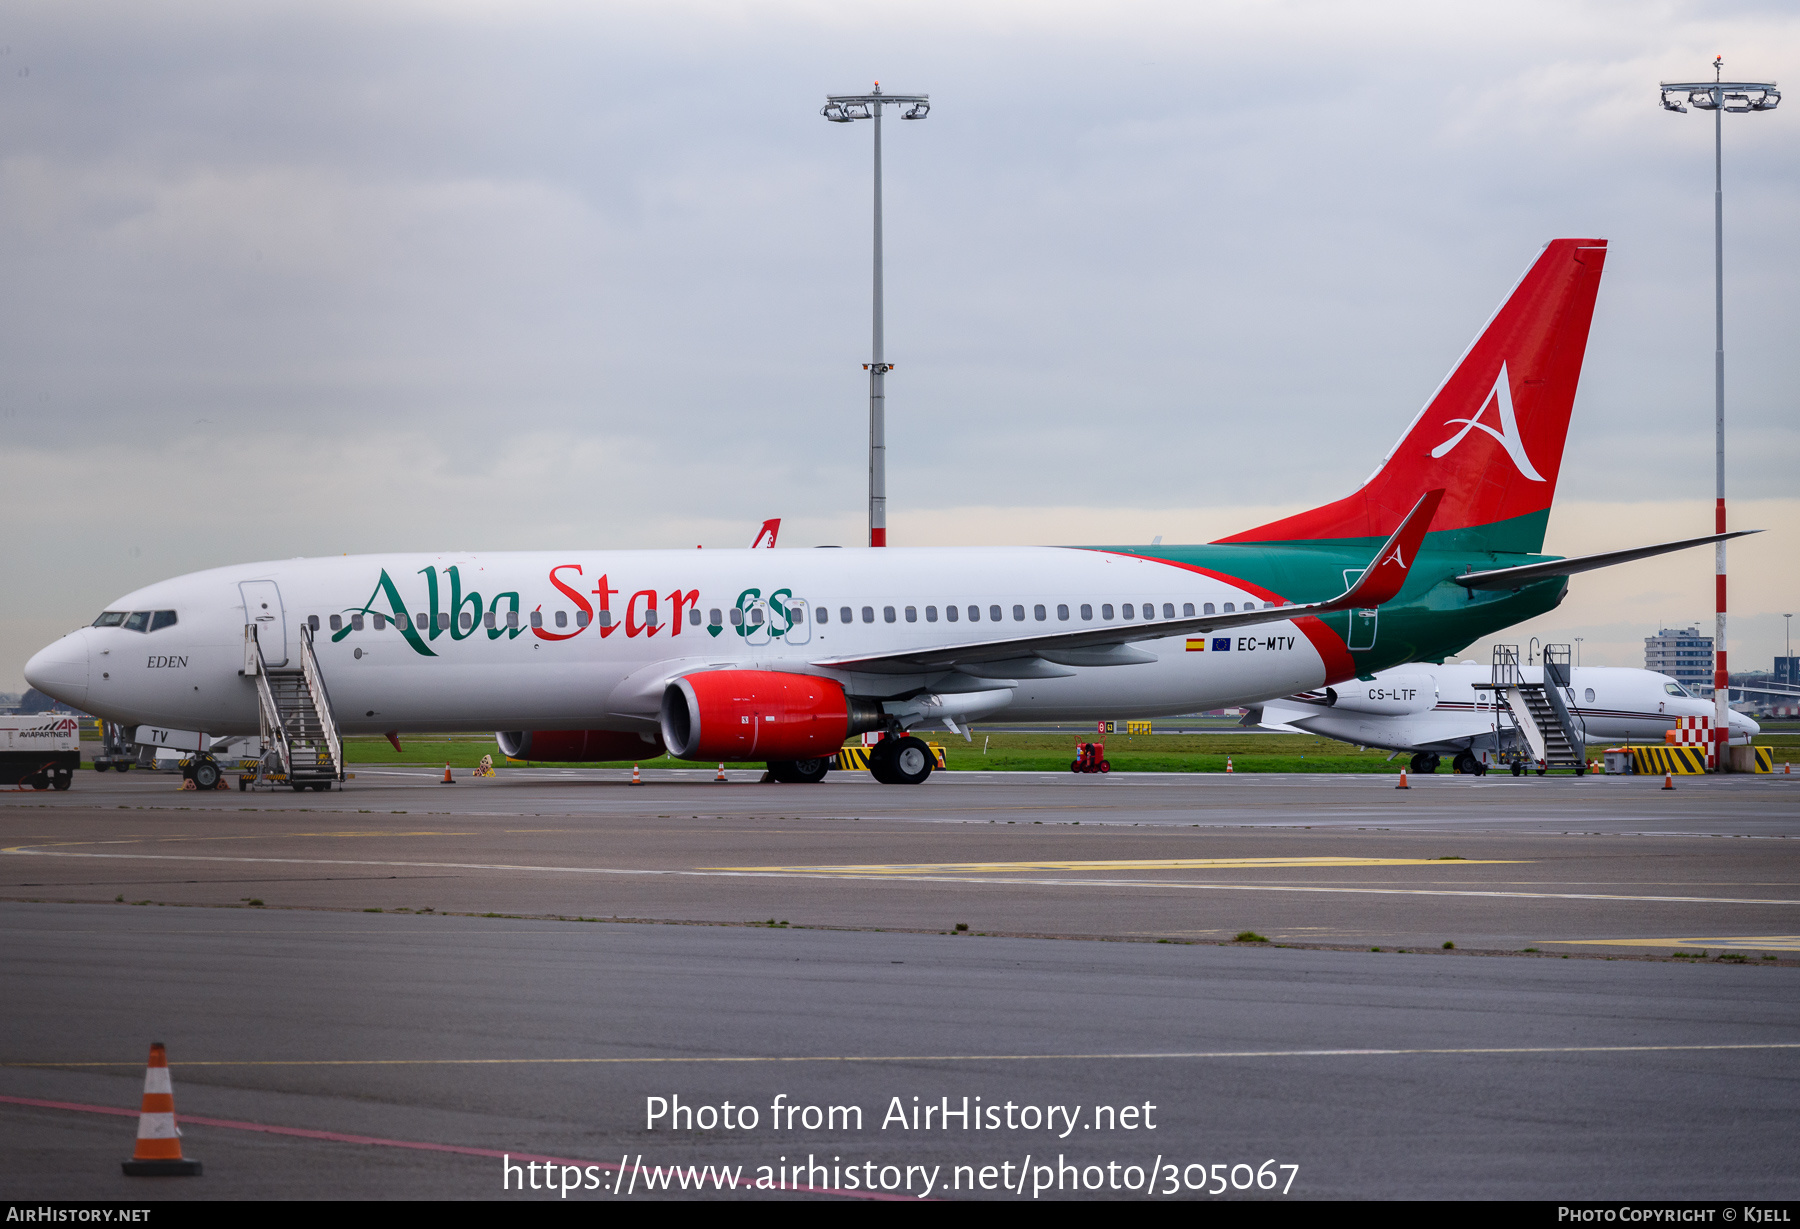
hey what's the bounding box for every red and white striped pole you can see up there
[1711,59,1730,771]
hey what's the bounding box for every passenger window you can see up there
[926,606,938,622]
[1223,602,1235,613]
[1080,604,1092,620]
[507,611,519,629]
[884,606,896,623]
[329,614,343,632]
[1122,604,1134,619]
[748,608,762,625]
[531,611,544,628]
[417,613,430,629]
[308,615,321,631]
[93,611,127,627]
[1204,603,1215,615]
[991,605,1003,622]
[968,606,980,622]
[597,610,614,628]
[710,608,724,626]
[1183,603,1194,617]
[462,612,475,632]
[730,608,745,626]
[1101,604,1114,620]
[576,611,590,627]
[1584,688,1595,703]
[790,606,805,623]
[483,612,495,630]
[840,607,853,624]
[555,611,568,628]
[373,613,388,631]
[150,610,179,632]
[1163,603,1175,619]
[862,606,875,624]
[1143,603,1154,620]
[1013,605,1025,621]
[904,606,916,623]
[352,614,366,631]
[124,611,150,632]
[689,609,702,626]
[816,607,829,624]
[946,605,959,622]
[1057,604,1069,621]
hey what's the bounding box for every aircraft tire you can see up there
[868,738,899,784]
[768,759,830,785]
[192,762,221,790]
[1410,752,1440,775]
[884,737,934,785]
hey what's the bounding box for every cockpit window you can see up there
[122,611,151,633]
[1663,681,1689,697]
[150,611,178,632]
[93,612,126,627]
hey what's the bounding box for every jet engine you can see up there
[1323,675,1437,716]
[659,670,883,761]
[494,729,664,762]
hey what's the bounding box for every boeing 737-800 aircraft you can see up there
[23,238,1748,784]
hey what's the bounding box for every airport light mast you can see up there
[1660,59,1779,768]
[822,83,930,547]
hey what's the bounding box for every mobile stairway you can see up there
[1492,643,1588,776]
[245,622,344,791]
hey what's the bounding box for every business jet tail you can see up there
[1218,238,1608,556]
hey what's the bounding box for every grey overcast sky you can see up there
[2,0,1796,689]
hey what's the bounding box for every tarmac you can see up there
[2,765,1796,1200]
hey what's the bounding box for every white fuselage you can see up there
[1257,663,1758,753]
[27,547,1337,737]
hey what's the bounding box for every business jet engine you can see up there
[493,729,664,762]
[1323,674,1438,716]
[659,670,884,761]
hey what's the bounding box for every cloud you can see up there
[3,0,1797,685]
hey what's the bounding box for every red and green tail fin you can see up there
[1218,238,1608,555]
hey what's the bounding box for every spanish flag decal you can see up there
[1186,638,1207,652]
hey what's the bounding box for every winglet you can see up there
[1328,488,1444,611]
[750,518,781,549]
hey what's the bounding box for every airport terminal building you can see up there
[1645,626,1714,696]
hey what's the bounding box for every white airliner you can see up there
[1253,664,1759,776]
[21,238,1748,785]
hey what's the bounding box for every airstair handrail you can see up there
[247,624,292,778]
[299,624,344,781]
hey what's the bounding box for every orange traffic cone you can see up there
[122,1042,201,1176]
[1396,769,1410,789]
[1662,772,1675,791]
[440,763,455,785]
[1225,757,1234,774]
[715,763,727,783]
[629,764,643,786]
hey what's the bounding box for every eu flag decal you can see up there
[1213,637,1232,652]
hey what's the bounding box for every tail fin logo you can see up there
[1429,362,1545,482]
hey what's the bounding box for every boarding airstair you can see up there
[245,622,343,790]
[1492,644,1587,775]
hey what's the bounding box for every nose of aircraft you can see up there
[1730,709,1761,738]
[23,630,90,710]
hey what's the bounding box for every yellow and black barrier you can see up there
[833,743,947,771]
[1754,745,1774,773]
[1630,745,1708,775]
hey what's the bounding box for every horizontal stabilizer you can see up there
[1452,530,1759,591]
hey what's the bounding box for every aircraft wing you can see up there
[814,490,1443,675]
[1450,530,1758,591]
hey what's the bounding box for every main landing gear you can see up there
[1408,752,1442,775]
[1451,751,1488,777]
[870,736,934,786]
[766,757,832,784]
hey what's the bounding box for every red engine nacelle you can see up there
[659,670,881,761]
[494,729,664,762]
